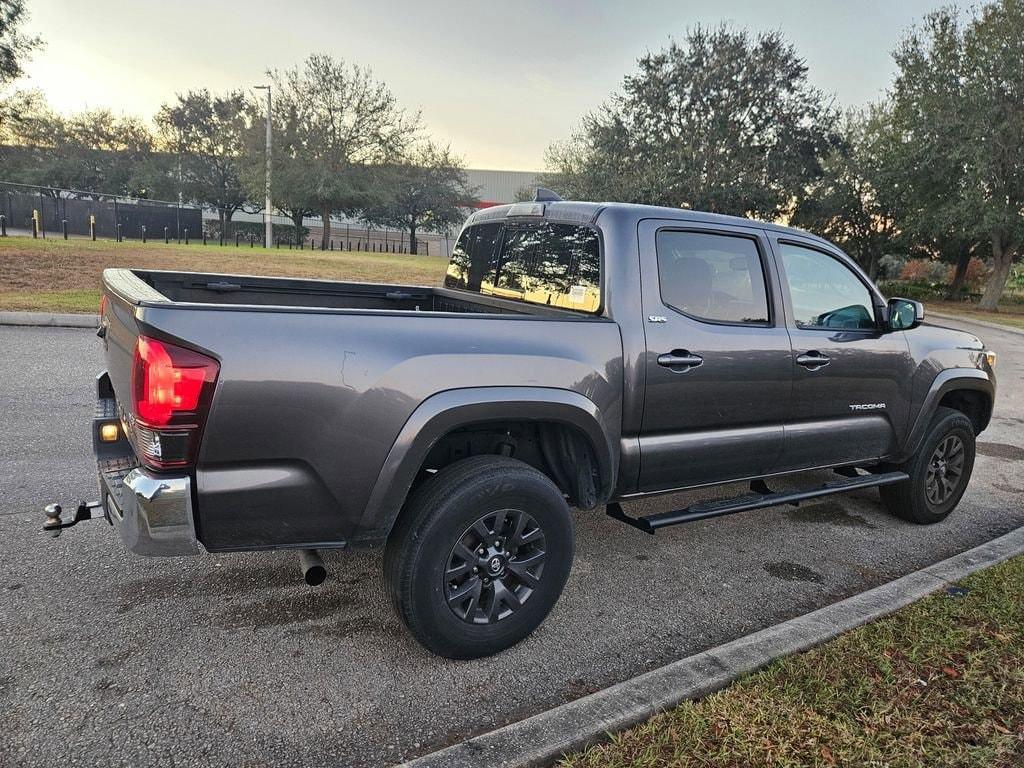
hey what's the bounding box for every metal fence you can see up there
[0,181,202,241]
[0,179,457,256]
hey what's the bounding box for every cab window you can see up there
[656,231,770,324]
[779,243,876,330]
[445,221,601,312]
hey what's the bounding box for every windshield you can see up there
[444,221,601,313]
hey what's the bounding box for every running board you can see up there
[606,471,909,535]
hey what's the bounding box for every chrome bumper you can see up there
[101,467,199,556]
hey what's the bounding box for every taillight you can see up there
[99,294,108,318]
[130,336,219,470]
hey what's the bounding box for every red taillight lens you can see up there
[130,336,219,469]
[99,294,108,318]
[132,337,214,426]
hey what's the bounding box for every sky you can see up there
[19,0,965,171]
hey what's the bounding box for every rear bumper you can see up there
[100,464,198,556]
[94,372,198,557]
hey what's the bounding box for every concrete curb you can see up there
[399,525,1024,768]
[928,310,1024,337]
[0,311,98,328]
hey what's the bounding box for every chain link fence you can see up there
[0,180,457,256]
[0,181,202,240]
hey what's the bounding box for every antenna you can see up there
[533,187,563,202]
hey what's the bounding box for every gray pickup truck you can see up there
[47,194,997,658]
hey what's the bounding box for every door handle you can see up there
[657,350,704,370]
[796,351,831,370]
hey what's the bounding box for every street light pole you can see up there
[254,84,272,248]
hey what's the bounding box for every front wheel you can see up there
[880,406,976,524]
[384,456,575,659]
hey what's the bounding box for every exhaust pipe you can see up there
[298,548,327,586]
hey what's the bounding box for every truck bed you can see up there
[99,266,621,551]
[127,269,571,316]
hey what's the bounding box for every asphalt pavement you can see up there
[1,318,1021,767]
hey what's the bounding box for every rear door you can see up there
[768,236,914,470]
[637,220,792,491]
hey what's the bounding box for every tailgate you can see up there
[99,268,171,408]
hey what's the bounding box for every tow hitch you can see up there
[43,500,105,537]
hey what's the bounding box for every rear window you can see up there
[445,221,601,312]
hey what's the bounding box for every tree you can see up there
[269,54,420,249]
[0,0,40,85]
[154,89,254,230]
[544,25,840,219]
[886,8,982,299]
[962,0,1024,309]
[360,141,477,254]
[2,99,155,196]
[240,95,313,243]
[890,1,1024,310]
[792,109,901,280]
[0,0,42,139]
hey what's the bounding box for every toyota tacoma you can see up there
[47,192,997,659]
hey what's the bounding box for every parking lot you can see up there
[1,317,1021,768]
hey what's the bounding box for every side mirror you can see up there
[887,297,924,331]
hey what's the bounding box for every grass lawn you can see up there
[927,300,1024,331]
[561,555,1024,768]
[0,235,448,312]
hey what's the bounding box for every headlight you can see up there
[984,350,997,368]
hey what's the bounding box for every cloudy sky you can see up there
[21,0,962,171]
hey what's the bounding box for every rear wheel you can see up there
[880,406,976,524]
[384,456,574,659]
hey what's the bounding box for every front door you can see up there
[769,237,915,470]
[638,221,793,491]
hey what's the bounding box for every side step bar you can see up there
[606,470,909,534]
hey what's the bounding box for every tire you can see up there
[384,456,575,659]
[880,406,976,524]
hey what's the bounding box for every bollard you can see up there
[32,210,39,238]
[203,232,207,246]
[62,219,68,240]
[1,214,7,237]
[219,230,224,247]
[330,239,334,251]
[141,225,147,243]
[184,228,189,245]
[164,226,169,244]
[89,215,96,241]
[117,223,122,242]
[250,234,254,248]
[276,238,280,249]
[357,240,361,251]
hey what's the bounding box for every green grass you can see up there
[0,235,448,312]
[0,289,101,313]
[928,301,1024,330]
[561,555,1024,767]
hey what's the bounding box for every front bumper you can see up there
[99,464,198,556]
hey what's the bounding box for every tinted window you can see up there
[445,222,601,312]
[445,222,501,293]
[656,231,770,324]
[779,243,876,330]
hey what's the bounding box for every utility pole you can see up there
[254,84,272,248]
